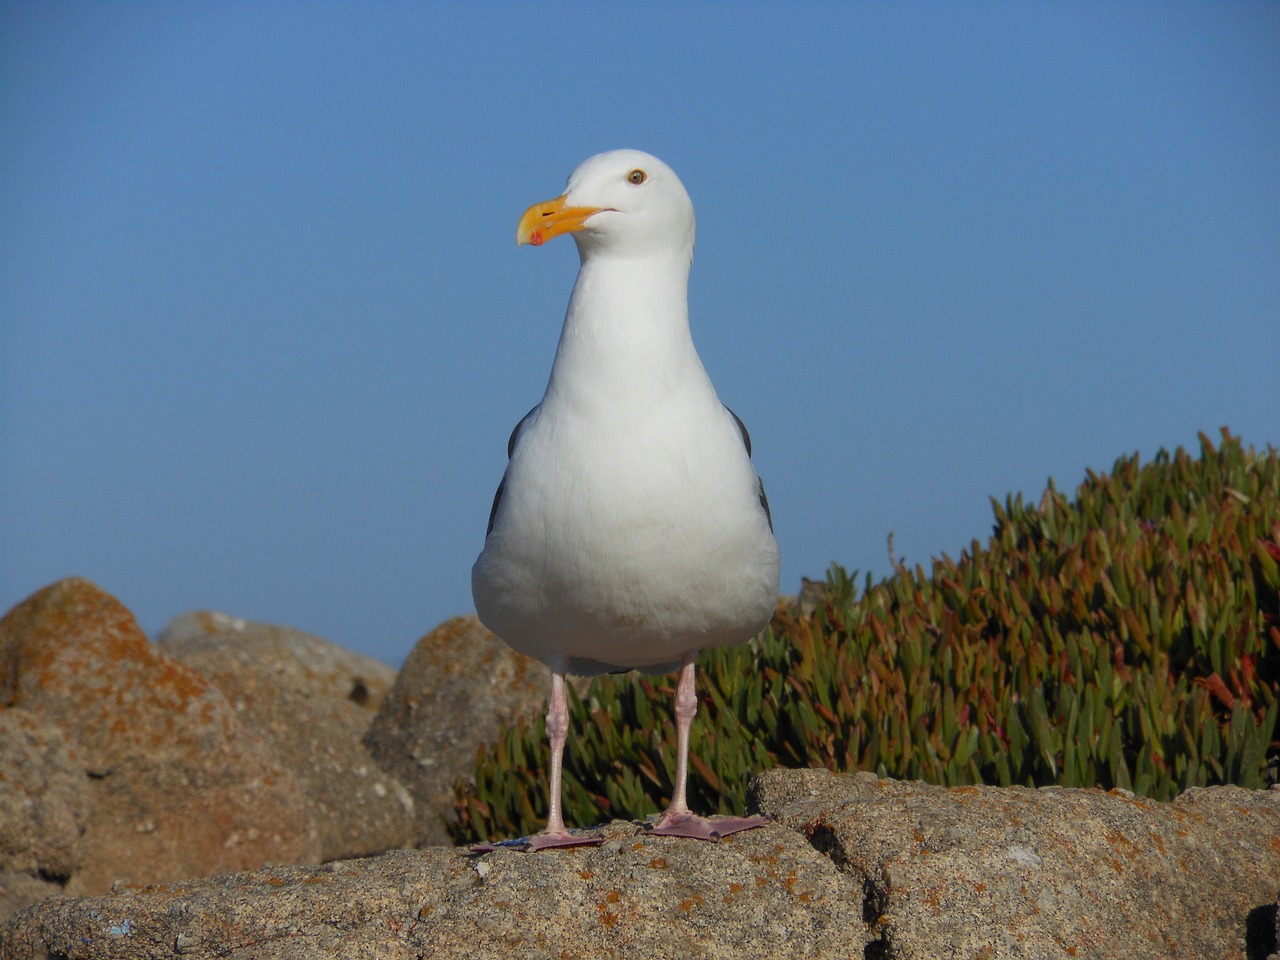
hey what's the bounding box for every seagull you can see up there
[471,149,780,850]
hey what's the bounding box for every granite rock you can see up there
[4,771,1277,959]
[4,583,1277,958]
[0,821,864,960]
[0,709,88,919]
[750,767,1280,959]
[156,611,396,710]
[363,616,550,846]
[158,614,414,861]
[0,708,86,880]
[0,579,318,898]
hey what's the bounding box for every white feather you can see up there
[472,150,779,674]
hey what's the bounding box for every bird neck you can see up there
[543,252,705,407]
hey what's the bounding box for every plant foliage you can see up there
[452,429,1280,843]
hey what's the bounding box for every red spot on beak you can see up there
[530,230,545,246]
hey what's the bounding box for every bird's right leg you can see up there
[542,670,571,836]
[517,670,604,851]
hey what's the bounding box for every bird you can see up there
[471,149,780,850]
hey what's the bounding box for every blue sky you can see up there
[2,3,1277,666]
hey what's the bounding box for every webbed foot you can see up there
[642,812,769,841]
[470,829,606,853]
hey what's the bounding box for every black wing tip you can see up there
[758,478,773,533]
[485,476,506,537]
[507,405,539,459]
[491,405,537,538]
[724,405,752,457]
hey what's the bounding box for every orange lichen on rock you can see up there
[0,578,317,895]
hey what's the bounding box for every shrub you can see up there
[451,429,1280,843]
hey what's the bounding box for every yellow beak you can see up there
[516,195,604,246]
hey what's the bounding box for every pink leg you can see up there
[542,671,571,836]
[647,652,769,841]
[667,652,699,817]
[472,670,604,852]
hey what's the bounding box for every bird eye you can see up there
[627,169,647,185]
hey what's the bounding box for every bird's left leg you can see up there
[646,651,768,841]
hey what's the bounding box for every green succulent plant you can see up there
[452,429,1280,844]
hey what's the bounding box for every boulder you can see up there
[0,819,863,960]
[3,771,1276,959]
[363,616,550,846]
[0,872,62,936]
[750,768,1280,959]
[0,579,319,898]
[156,611,396,710]
[158,613,415,861]
[0,709,88,918]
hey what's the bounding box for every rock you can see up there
[4,770,1276,959]
[363,616,550,846]
[158,613,415,861]
[0,709,88,919]
[0,579,319,899]
[0,820,865,960]
[5,583,1275,958]
[0,708,87,881]
[0,872,63,932]
[156,611,397,711]
[750,768,1280,960]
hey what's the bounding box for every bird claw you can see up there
[642,812,770,842]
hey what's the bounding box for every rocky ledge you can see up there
[1,578,1278,959]
[2,771,1278,959]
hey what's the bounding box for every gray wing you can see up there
[724,404,772,533]
[486,405,538,537]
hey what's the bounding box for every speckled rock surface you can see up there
[3,585,1277,958]
[159,615,414,861]
[156,611,397,710]
[0,709,86,879]
[363,616,550,846]
[750,768,1280,960]
[0,822,866,960]
[6,769,1277,959]
[0,579,318,898]
[0,709,88,918]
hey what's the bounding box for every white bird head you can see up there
[516,149,695,260]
